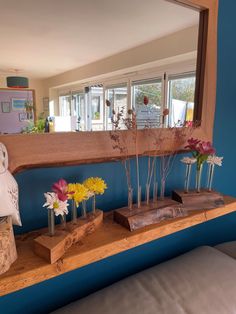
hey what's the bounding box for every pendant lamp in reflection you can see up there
[6,69,29,88]
[7,76,29,88]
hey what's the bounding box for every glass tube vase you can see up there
[137,186,142,208]
[184,164,192,193]
[48,208,55,237]
[195,163,203,193]
[60,214,67,230]
[92,195,96,214]
[207,164,215,192]
[153,181,158,203]
[81,200,87,218]
[72,200,77,223]
[146,184,150,206]
[128,188,133,210]
[160,178,166,200]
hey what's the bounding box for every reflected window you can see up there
[92,96,101,120]
[72,92,86,131]
[132,78,162,128]
[90,86,103,131]
[168,73,196,127]
[105,84,128,130]
[59,95,71,116]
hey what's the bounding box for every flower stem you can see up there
[184,164,192,193]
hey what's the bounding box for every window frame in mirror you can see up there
[0,0,218,174]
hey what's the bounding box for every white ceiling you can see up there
[0,0,199,79]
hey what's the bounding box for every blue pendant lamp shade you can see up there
[6,76,29,88]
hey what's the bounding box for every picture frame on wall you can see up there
[1,101,11,113]
[19,112,28,122]
[12,99,26,111]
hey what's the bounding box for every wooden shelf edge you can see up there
[0,195,235,297]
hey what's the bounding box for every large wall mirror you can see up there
[1,0,202,133]
[0,0,218,172]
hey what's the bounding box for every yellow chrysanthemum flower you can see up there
[67,183,89,206]
[83,177,107,195]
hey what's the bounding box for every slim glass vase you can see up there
[184,164,192,193]
[137,186,142,208]
[196,163,203,193]
[153,181,158,203]
[81,201,87,218]
[160,178,166,200]
[60,214,66,230]
[146,184,150,206]
[92,195,96,214]
[128,188,133,210]
[72,200,77,223]
[48,208,55,237]
[207,164,215,192]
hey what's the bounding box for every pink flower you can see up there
[185,138,201,151]
[52,179,69,201]
[197,141,215,155]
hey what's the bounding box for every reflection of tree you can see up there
[171,78,195,103]
[135,84,162,106]
[134,78,195,106]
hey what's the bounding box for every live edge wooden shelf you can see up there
[0,195,236,297]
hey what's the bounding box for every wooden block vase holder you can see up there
[172,189,225,210]
[34,209,103,264]
[0,216,17,275]
[113,198,187,232]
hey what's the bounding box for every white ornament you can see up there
[207,155,223,166]
[0,143,21,226]
[181,157,197,165]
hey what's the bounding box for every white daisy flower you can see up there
[207,156,223,166]
[43,192,69,216]
[181,157,197,165]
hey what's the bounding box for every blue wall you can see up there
[1,1,236,313]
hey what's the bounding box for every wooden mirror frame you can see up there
[0,0,218,174]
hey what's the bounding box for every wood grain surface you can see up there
[34,210,103,264]
[0,216,17,275]
[0,194,234,297]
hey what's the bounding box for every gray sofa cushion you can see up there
[51,246,236,314]
[215,241,236,259]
